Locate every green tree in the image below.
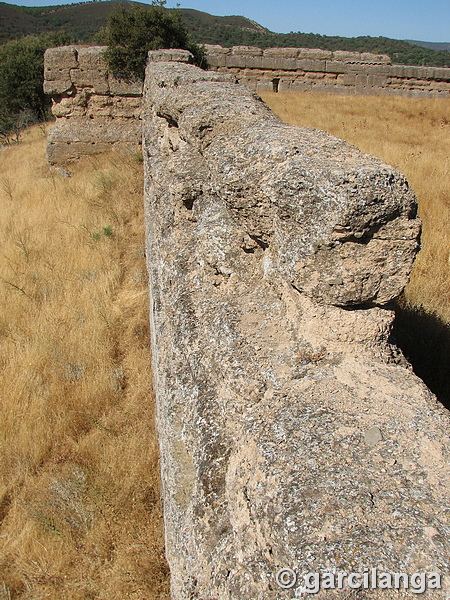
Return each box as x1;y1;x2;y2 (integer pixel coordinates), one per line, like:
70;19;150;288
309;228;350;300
0;31;71;142
101;1;205;81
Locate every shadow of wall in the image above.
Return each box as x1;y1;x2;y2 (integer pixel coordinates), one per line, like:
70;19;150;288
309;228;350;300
394;301;450;410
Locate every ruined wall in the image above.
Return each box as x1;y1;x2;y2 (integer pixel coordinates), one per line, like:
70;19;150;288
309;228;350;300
44;46;142;163
143;51;450;600
205;45;450;97
44;45;450;163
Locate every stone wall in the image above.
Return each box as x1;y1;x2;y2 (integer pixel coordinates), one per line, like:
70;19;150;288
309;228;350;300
44;45;143;164
205;45;450;97
143;51;450;600
44;45;450;162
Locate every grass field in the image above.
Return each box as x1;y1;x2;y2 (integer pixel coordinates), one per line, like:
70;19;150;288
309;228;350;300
0;127;169;600
261;92;450;322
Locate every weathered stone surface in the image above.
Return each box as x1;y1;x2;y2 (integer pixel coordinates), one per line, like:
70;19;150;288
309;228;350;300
143;57;450;600
434;68;450;81
111;96;142;119
298;47;333;60
204;44;231;55
361;52;392;64
254;80;276;92
45;44;450;163
203;46;448;97
77;45;107;70
244;56;264;69
107;75;143;96
147;48;194;63
206;54;227;68
326;60;349;74
71;68;109;94
43;78;74;95
333;50;363;63
44;66;72;82
264;47;301;58
365;64;390;76
50;95;78;118
44;45;78;70
47;119;141;163
226;54;249;69
296;58;326;72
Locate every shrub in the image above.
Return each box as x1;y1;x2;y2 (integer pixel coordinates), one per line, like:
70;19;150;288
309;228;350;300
0;32;71;142
0;108;37;144
101;1;205;81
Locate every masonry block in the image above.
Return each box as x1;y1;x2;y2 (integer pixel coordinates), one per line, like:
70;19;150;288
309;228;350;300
326;60;349;74
298;48;333;60
231;45;263;56
264;47;300;58
296;58;327;72
44;46;78;70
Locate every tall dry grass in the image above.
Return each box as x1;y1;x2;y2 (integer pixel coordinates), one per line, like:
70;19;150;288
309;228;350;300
0;126;169;600
260;92;450;323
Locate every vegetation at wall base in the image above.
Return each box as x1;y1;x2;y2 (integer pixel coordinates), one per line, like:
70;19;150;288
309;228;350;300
98;1;205;81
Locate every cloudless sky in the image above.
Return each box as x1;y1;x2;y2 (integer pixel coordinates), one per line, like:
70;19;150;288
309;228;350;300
10;0;450;42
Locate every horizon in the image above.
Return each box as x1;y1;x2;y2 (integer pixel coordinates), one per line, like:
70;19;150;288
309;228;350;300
5;0;450;44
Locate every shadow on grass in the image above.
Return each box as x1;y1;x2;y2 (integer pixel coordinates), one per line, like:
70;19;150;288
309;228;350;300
393;301;450;411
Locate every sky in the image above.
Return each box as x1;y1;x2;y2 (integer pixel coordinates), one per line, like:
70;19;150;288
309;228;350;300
10;0;450;43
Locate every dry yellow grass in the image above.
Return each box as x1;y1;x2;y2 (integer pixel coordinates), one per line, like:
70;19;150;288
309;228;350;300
0;126;169;600
260;92;450;323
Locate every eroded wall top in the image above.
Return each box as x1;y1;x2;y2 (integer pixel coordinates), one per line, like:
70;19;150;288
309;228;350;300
204;44;450;96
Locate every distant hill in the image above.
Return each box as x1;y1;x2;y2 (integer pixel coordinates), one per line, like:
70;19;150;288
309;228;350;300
0;1;135;42
406;39;450;52
0;2;48;39
1;1;449;67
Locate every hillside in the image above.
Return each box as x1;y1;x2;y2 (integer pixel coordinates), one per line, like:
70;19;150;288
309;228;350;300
0;2;48;39
1;1;269;44
2;0;134;42
407;39;450;52
1;0;449;67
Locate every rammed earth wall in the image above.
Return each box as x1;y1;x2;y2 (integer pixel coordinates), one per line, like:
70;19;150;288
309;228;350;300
44;45;143;164
44;45;450;163
204;45;450;96
142;51;450;600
